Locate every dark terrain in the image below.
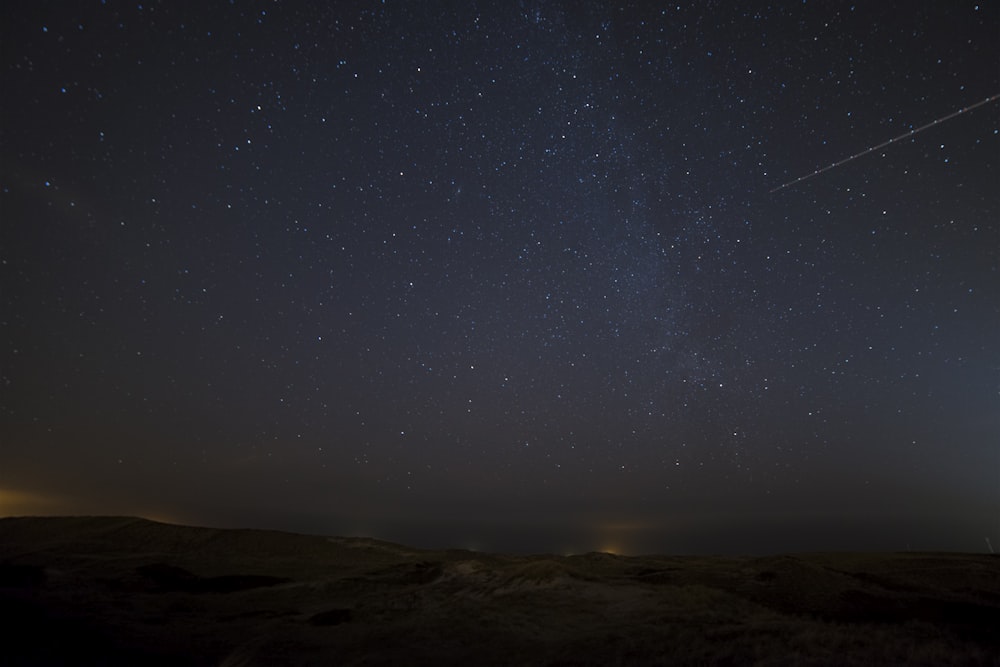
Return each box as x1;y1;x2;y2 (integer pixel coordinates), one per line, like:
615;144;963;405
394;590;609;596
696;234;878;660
1;516;998;666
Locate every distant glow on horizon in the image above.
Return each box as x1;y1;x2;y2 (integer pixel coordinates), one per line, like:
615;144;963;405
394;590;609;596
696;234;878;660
0;488;191;528
0;488;64;516
590;519;649;556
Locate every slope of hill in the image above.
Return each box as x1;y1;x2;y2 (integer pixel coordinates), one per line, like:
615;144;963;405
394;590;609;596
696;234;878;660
2;516;998;666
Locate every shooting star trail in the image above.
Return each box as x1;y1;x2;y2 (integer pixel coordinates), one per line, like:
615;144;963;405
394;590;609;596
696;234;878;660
771;93;1000;193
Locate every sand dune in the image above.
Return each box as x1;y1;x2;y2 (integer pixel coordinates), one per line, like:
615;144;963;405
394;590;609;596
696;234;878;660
2;516;998;666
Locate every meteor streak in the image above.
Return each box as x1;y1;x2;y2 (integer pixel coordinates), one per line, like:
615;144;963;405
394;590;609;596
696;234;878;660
771;93;1000;193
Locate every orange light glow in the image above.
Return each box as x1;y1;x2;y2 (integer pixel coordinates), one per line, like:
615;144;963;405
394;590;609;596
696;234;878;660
0;488;65;516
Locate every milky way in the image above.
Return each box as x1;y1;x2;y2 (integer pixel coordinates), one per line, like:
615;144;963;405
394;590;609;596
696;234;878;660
2;2;998;554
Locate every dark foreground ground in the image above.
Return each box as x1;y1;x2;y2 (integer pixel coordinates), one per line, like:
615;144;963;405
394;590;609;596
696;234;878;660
1;516;998;666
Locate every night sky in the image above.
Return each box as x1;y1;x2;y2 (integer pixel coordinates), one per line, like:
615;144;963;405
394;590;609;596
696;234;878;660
2;1;998;555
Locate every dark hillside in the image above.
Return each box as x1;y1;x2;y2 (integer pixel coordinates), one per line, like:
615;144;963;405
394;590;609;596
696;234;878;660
2;516;998;666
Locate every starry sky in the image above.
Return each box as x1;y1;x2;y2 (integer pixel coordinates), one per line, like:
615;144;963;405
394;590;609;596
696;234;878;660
2;1;998;555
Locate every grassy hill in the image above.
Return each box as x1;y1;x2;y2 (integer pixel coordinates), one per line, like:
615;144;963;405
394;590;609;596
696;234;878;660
2;516;998;666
